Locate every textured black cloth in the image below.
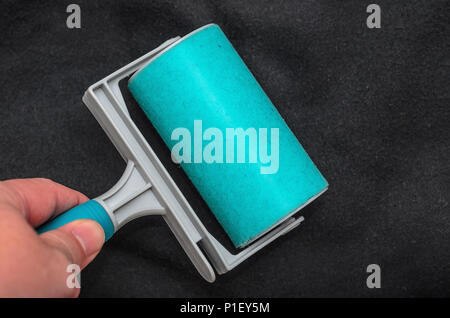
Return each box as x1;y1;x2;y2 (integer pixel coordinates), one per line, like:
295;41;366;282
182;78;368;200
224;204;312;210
1;0;449;297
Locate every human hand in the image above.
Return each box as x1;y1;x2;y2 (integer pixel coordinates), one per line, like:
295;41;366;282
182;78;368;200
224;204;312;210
0;178;105;297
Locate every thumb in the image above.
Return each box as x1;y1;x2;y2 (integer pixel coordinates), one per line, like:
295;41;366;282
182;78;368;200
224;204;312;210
40;219;105;270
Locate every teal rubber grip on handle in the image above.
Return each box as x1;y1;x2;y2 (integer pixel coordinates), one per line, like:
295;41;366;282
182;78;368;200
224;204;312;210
37;200;115;241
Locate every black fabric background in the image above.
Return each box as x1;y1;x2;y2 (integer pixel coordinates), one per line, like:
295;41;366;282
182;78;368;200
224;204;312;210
1;0;449;297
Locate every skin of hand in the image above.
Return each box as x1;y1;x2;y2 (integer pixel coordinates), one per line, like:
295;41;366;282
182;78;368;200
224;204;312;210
0;178;105;297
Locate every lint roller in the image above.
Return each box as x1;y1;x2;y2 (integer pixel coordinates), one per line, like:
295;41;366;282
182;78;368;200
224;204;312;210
38;24;328;282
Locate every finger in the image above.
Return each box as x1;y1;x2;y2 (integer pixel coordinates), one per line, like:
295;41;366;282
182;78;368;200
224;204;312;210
0;212;87;297
39;219;105;270
0;211;104;297
0;178;89;227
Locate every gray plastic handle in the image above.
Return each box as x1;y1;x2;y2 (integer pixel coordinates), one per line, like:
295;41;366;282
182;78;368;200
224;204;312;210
81;30;326;282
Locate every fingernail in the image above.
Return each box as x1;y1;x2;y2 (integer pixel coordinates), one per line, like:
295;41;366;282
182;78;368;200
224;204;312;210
72;221;105;256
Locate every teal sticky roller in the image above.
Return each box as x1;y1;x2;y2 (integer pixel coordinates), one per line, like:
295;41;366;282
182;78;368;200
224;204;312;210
38;24;328;282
